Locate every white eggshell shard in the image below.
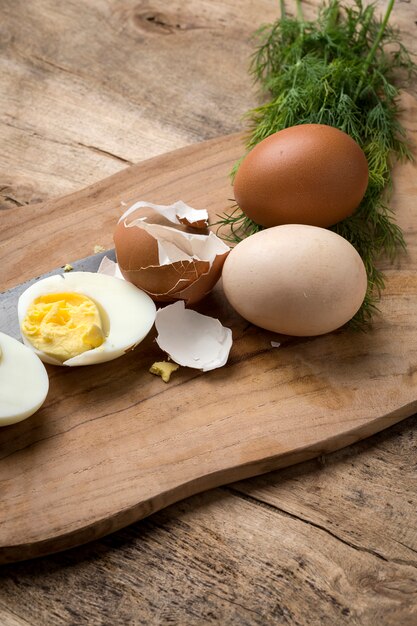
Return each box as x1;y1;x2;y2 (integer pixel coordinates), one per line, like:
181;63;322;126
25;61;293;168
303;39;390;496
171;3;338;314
97;255;124;280
17;272;156;366
155;302;233;372
137;221;228;266
118;200;209;230
0;332;49;426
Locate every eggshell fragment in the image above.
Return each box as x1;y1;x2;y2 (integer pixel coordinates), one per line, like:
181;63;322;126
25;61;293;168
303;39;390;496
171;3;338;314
234;124;369;228
114;201;230;305
97;255;124;279
155;302;233;372
118;200;209;230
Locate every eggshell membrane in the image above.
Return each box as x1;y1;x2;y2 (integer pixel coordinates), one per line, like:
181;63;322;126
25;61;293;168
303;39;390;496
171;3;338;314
119;200;209;230
114;220;229;305
222;224;368;336
234;124;369;228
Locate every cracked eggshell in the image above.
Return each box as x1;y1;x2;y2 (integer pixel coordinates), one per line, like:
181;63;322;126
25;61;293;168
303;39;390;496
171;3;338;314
118;200;209;230
155;301;233;372
114;201;230;305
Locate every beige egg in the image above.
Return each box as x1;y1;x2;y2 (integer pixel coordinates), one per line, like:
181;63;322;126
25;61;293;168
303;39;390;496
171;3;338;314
222;224;368;336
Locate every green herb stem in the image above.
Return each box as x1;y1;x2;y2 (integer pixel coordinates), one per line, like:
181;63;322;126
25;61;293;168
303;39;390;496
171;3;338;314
295;0;304;22
354;0;396;100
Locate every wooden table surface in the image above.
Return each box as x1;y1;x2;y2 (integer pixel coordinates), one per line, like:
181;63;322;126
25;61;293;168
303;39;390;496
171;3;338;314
1;1;416;624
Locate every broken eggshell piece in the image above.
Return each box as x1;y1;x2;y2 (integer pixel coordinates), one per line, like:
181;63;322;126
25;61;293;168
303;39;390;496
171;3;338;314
97;255;124;279
114;201;230;305
155;301;233;372
118;200;210;231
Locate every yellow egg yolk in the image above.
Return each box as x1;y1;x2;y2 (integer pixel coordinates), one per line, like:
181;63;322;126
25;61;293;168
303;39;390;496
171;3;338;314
21;292;105;362
149;360;179;382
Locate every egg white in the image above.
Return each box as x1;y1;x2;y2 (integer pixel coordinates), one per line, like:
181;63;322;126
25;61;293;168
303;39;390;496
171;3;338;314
18;272;157;366
0;331;49;426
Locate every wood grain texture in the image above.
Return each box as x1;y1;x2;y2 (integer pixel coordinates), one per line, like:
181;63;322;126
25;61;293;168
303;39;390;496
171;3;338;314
0;419;416;625
0;0;416;623
0;0;274;205
1;106;417;562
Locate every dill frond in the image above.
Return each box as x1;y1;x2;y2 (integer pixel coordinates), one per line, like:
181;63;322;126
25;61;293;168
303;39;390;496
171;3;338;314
213;204;264;243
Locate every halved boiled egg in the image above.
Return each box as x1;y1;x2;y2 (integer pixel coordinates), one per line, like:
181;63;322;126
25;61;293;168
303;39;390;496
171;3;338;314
18;272;156;366
0;331;49;426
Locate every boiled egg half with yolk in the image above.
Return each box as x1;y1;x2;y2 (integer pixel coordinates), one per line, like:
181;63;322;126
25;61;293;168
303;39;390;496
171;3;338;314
0;331;49;426
18;272;156;366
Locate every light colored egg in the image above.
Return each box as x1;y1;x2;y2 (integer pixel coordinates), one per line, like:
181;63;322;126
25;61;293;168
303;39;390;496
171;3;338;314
18;272;156;366
234;124;369;228
0;331;49;426
222;224;368;336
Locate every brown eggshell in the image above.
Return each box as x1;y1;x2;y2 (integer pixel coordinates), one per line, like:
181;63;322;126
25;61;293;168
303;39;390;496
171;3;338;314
114;221;229;305
174;252;228;304
177;216;209;231
118;261;209;302
114;221;159;268
233;124;369;228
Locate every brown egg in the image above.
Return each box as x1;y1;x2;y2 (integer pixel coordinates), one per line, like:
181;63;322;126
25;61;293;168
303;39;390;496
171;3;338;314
233;124;369;228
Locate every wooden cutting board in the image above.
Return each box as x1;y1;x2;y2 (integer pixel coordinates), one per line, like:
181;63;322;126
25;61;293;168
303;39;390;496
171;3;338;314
1;97;417;563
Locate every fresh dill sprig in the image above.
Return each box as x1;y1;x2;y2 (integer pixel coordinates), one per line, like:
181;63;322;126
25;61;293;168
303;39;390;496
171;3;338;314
216;0;416;327
216;203;263;243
